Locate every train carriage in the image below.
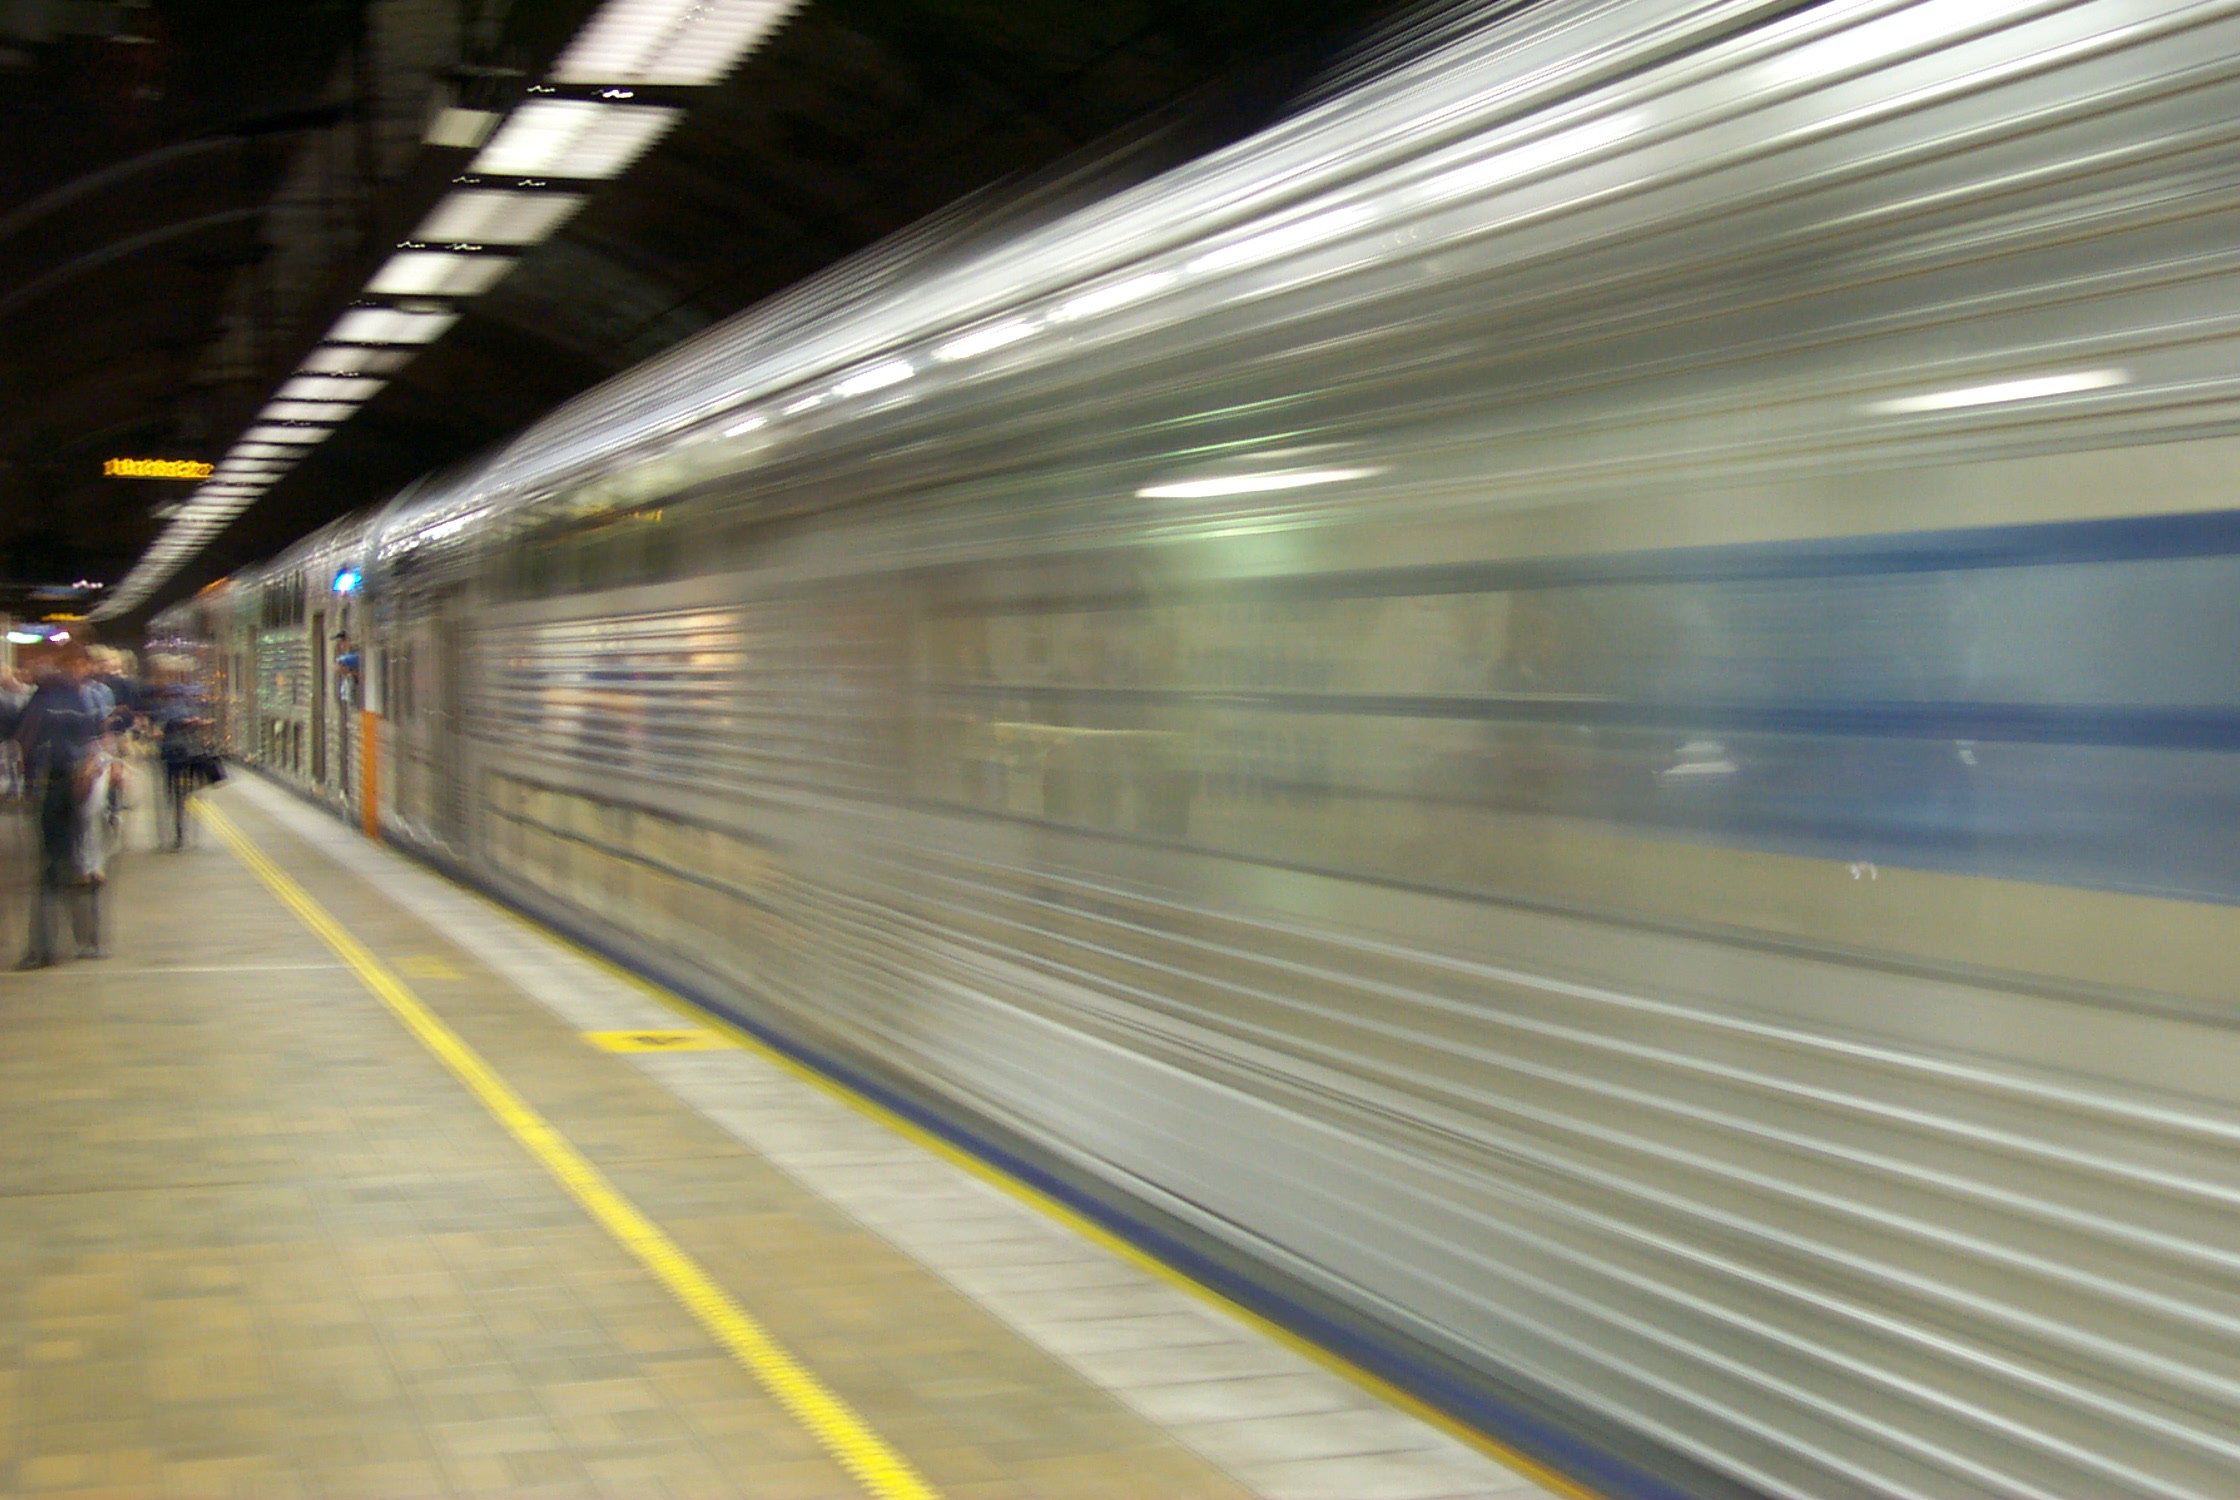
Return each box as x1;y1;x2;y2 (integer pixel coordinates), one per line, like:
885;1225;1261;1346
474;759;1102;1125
159;3;2240;1496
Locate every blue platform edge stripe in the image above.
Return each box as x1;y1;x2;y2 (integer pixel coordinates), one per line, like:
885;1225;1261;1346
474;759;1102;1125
449;857;1726;1500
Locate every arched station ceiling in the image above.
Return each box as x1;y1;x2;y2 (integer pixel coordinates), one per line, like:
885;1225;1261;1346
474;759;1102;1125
0;0;1417;629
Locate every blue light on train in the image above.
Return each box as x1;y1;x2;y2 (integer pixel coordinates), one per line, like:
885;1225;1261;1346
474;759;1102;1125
332;567;362;595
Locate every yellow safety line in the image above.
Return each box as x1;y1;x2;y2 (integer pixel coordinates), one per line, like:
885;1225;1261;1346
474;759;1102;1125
196;800;940;1500
443;854;1603;1500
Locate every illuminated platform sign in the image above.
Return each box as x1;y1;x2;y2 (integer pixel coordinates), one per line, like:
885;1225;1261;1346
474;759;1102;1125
104;458;214;479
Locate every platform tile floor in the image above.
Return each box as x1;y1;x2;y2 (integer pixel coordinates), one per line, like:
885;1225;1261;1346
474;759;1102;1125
0;773;1559;1500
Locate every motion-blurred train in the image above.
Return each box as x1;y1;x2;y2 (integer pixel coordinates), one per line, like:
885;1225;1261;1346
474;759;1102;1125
155;2;2240;1496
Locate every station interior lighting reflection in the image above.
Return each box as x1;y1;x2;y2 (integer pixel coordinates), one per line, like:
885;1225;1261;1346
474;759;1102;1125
97;0;806;619
1137;467;1387;499
1870;368;2130;414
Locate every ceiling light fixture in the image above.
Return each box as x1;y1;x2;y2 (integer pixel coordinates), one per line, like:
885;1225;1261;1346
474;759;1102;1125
298;346;414;375
326;307;460;345
552;0;804;86
412;189;587;245
261;401;358;423
278;376;386;402
100;0;762;621
367;251;517;297
470;99;680;179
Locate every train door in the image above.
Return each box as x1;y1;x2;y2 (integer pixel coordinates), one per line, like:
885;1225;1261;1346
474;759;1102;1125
310;612;328;786
432;589;469;845
336;618;352;802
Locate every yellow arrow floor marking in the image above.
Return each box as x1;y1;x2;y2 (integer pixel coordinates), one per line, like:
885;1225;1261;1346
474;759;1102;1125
198;800;939;1500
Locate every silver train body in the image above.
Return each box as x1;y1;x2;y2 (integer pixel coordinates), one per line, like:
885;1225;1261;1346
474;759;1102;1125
161;2;2240;1494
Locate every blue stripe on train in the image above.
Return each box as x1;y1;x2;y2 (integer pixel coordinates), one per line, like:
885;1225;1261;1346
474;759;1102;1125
1305;506;2240;596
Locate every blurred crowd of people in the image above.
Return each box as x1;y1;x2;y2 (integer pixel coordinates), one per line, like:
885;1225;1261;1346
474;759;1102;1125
0;643;219;968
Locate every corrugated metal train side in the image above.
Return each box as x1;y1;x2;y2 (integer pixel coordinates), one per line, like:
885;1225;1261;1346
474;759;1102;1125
157;4;2240;1496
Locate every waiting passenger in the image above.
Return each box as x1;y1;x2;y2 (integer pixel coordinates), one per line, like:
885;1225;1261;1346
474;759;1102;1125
0;667;27;800
15;649;108;966
88;646;141;851
156;685;217;851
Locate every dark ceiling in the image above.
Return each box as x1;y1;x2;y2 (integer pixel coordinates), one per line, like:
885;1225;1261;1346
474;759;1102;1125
0;0;1416;630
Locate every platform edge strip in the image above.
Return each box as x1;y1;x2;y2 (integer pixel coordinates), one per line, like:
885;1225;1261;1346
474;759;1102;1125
425;832;1615;1500
195;798;944;1500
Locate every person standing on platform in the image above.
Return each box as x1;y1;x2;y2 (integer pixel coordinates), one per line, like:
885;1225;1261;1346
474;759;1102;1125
156;683;214;851
0;666;27;800
87;647;139;851
15;648;106;966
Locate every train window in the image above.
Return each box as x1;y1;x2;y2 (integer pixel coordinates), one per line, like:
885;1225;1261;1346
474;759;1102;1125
641;520;675;582
572;534;611;592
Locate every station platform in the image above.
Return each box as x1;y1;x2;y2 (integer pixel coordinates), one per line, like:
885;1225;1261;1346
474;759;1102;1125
0;773;1568;1500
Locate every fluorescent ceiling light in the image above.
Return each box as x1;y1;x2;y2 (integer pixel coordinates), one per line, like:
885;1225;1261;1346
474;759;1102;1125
234;443;301;458
413;189;587;246
1187;205;1373;275
279;376;385;402
328;308;459;345
1869;368;2128;414
262;401;357;423
552;0;804;86
242;426;328;445
1138;466;1386;500
367;251;516;297
1050;271;1175;323
300;346;413;375
722;414;766;436
471;100;680;179
833;359;914;397
935;319;1036;362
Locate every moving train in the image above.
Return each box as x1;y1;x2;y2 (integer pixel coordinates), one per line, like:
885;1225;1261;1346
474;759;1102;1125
156;2;2240;1495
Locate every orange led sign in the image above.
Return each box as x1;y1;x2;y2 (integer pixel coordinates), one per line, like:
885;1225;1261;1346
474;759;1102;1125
104;458;214;479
